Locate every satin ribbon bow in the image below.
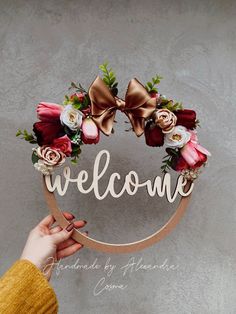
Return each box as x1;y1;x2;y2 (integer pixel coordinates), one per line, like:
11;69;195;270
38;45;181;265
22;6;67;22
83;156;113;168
88;76;156;136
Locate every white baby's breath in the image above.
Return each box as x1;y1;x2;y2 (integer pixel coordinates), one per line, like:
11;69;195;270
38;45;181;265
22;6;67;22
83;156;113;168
34;160;54;175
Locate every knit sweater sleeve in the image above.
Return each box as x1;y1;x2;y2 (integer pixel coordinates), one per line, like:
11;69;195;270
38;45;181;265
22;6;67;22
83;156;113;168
0;260;58;314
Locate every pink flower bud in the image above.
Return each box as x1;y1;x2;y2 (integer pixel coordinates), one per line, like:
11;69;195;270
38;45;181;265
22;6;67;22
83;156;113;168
81;117;100;144
36;102;63;122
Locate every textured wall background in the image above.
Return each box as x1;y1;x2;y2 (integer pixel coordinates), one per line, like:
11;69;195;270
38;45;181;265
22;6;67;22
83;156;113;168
0;1;236;313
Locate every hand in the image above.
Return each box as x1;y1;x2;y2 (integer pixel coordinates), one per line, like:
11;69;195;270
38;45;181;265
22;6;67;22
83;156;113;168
20;212;88;280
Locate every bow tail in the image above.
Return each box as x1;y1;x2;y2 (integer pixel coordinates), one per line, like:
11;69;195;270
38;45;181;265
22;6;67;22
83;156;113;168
125;112;145;137
92;109;116;136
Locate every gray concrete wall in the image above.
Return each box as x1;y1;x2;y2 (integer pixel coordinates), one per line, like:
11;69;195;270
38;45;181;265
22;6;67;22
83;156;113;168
0;1;235;313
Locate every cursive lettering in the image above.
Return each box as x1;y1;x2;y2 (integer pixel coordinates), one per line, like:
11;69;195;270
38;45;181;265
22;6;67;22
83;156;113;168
45;150;194;203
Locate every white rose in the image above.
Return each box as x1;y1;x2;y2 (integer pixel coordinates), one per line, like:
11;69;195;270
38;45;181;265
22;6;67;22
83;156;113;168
60;104;83;131
164;126;191;148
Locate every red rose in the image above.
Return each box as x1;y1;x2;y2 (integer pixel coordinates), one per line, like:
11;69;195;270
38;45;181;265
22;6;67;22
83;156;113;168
36;102;63;122
51;135;72;156
170;155;189;172
174;109;197;129
144;121;164;147
33;121;64;146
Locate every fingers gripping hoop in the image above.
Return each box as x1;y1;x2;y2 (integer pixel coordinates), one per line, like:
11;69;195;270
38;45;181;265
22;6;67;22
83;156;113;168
43;176;192;254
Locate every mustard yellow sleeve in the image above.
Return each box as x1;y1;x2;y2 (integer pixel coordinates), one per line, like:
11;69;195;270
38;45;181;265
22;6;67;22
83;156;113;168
0;260;58;314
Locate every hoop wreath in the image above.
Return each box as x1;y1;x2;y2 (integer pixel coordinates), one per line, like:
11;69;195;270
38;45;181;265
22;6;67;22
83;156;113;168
17;63;211;253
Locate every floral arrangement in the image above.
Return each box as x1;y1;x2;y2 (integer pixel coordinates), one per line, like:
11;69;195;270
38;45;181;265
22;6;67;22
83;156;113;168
16;62;211;180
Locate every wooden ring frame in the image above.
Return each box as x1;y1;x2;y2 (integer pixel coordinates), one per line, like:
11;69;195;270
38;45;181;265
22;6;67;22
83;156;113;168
43;176;192;253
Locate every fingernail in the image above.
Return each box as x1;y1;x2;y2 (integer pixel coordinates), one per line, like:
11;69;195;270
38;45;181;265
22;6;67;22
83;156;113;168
63;212;75;219
66;223;74;232
83;220;87;224
84;230;89;235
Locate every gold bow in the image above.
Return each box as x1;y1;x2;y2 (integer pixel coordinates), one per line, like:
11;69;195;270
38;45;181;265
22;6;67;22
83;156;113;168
88;76;156;136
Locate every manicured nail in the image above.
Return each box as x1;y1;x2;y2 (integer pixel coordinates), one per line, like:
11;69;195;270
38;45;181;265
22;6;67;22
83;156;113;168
63;213;75;219
83;220;87;224
66;223;74;232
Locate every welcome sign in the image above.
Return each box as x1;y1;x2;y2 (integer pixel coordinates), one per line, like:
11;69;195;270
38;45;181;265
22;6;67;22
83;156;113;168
42;149;194;253
45;150;193;202
17;63;210;253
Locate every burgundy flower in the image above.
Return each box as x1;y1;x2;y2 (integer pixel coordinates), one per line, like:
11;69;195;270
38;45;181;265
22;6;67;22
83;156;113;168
144;121;164;147
170;155;189;172
33;121;64;146
174;109;197;129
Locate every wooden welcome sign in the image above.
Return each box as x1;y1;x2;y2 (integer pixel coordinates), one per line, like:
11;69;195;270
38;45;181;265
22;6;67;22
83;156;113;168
43;150;193;253
16;63;210;253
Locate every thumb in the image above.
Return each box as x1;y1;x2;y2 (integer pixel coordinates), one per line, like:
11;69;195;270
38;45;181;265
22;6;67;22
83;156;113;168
50;223;74;245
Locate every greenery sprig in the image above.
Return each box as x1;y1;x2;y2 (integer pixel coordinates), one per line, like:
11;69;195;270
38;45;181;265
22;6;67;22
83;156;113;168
16;129;37;144
160;99;183;112
161;148;179;173
71;145;82;164
145;75;163;94
69;82;87;94
63;82;90;110
99;62;118;96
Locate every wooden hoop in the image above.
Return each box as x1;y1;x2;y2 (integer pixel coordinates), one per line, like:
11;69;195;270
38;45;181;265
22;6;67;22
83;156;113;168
43;176;192;253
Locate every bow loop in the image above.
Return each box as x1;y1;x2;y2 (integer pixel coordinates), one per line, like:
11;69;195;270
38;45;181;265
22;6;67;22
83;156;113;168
124;78;157;136
89;76;117;135
89;76;156;136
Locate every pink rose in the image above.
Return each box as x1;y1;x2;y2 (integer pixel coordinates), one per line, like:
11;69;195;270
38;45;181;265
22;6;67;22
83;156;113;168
34;146;66;167
37;102;63;122
181;131;211;168
81;117;100;144
153;108;177;133
51;135;72;156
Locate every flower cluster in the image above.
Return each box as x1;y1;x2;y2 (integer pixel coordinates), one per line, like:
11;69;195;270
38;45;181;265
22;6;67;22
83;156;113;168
17;63;210;180
144;86;211;180
17;89;100;175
